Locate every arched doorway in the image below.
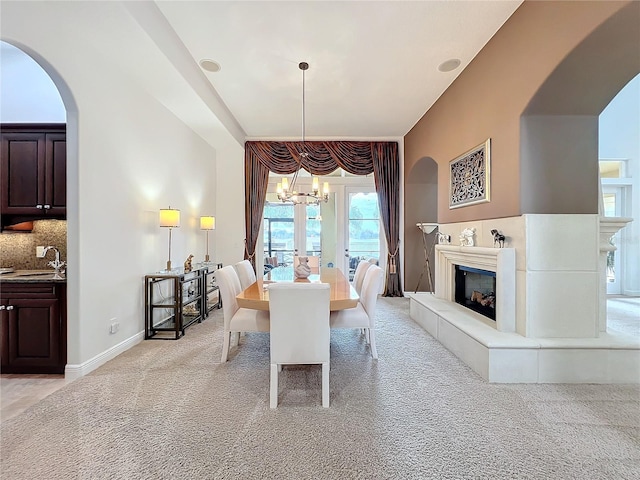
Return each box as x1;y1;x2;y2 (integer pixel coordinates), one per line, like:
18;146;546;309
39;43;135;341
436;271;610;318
599;74;639;299
404;157;437;292
519;4;639;335
1;40;80;371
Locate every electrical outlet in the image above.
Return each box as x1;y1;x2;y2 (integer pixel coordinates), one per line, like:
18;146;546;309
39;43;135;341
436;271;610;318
36;246;45;258
109;320;119;334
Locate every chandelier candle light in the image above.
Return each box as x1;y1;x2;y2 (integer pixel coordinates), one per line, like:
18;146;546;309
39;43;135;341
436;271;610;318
200;215;215;262
159;207;180;271
276;62;329;205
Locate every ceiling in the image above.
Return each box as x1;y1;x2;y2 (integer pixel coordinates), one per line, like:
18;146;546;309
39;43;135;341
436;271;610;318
140;1;522;143
1;1;523;147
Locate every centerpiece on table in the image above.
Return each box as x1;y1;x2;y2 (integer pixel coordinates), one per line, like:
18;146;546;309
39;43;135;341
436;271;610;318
294;257;311;279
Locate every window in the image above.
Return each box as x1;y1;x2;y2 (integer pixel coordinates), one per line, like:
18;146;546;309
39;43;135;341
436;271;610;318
347;191;381;280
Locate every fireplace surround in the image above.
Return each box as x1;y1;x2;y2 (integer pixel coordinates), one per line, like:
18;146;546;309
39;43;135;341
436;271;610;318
408;214;639;384
435;244;515;332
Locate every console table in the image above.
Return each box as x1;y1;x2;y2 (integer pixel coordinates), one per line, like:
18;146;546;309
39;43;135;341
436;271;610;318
144;265;215;340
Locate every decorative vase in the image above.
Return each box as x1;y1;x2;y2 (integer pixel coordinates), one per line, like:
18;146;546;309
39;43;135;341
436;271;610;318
294;257;312;279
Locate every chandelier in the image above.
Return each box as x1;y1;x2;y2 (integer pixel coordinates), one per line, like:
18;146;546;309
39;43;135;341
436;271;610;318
276;61;329;205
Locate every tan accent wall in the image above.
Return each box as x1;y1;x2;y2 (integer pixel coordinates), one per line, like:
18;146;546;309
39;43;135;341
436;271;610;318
404;0;632;224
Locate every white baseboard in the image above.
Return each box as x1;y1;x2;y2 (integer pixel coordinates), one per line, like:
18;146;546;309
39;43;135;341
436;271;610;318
65;331;145;380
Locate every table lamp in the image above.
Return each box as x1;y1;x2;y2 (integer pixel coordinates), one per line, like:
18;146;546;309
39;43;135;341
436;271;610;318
160;207;180;270
200;215;215;262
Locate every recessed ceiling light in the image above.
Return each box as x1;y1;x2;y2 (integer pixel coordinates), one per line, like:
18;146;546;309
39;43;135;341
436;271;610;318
199;59;221;73
438;59;461;73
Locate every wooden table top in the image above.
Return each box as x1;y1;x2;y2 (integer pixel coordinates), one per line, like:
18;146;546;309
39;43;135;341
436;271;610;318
236;267;359;311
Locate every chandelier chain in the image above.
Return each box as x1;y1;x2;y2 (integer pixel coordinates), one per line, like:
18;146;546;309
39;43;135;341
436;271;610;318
276;61;329;206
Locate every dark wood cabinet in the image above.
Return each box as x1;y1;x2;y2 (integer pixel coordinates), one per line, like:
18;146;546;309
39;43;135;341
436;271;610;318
0;124;66;226
45;132;67;215
0;282;67;374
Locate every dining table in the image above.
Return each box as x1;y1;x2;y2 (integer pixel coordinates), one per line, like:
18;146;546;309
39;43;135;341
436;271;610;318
236;266;359;312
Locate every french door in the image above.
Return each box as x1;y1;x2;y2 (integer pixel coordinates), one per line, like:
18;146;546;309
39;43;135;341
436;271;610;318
340;187;385;281
261;180;385;281
262;193;322;267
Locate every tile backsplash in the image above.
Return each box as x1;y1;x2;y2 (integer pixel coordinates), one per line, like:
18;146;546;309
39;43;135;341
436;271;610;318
0;219;67;269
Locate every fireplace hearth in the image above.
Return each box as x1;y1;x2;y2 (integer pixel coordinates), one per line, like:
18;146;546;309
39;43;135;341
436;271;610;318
411;216;639;384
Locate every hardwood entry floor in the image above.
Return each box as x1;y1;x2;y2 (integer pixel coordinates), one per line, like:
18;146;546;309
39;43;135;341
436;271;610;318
1;374;69;422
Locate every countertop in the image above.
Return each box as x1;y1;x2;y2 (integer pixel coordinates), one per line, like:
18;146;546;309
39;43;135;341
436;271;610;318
0;270;66;283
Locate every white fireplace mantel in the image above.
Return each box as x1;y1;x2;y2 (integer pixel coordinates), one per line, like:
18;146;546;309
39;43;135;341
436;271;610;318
435;245;516;333
410;215;639;384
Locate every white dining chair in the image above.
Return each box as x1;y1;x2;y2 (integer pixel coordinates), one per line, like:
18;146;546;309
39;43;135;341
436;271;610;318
352;259;372;296
352;259;372;335
216;265;269;363
330;265;384;359
364;258;385;294
268;282;331;408
234;259;257;290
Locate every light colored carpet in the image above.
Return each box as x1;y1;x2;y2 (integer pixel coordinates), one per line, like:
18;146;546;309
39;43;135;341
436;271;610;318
1;298;639;479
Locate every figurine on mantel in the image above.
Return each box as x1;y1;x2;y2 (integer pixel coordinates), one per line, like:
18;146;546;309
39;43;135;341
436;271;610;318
437;232;451;245
459;228;476;247
491;229;506;248
294;256;311;279
184;254;194;273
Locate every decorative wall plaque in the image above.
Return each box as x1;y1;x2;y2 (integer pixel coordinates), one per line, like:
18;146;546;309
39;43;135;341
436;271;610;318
449;139;491;209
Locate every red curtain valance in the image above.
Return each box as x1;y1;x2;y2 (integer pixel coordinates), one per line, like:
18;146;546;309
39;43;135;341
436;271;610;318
244;140;403;296
245;141;382;176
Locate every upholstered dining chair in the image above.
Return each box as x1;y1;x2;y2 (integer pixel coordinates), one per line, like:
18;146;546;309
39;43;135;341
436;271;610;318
268;282;331;408
352;259;372;296
234;259;257;291
216;265;269;363
330;265;384;359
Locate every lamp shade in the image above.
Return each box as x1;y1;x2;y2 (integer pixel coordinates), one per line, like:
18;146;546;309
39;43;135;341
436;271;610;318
159;208;180;228
200;216;215;230
416;223;438;234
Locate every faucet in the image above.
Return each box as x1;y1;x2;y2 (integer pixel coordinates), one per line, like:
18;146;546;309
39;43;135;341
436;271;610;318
43;246;66;279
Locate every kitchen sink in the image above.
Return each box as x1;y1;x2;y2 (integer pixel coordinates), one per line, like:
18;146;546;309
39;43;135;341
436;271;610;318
13;270;56;277
0;269;59;279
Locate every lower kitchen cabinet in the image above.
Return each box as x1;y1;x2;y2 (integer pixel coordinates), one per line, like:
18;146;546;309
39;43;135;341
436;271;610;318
0;282;67;374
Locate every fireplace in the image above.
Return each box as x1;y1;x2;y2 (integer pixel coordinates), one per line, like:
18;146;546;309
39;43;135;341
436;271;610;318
411;216;640;384
454;265;496;320
435;245;516;332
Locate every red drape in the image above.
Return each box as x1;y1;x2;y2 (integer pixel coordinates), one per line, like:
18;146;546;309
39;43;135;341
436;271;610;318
244;141;402;296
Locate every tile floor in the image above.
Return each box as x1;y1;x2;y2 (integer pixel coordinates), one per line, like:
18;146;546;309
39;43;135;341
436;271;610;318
607;295;640;337
1;296;638;424
1;374;69;422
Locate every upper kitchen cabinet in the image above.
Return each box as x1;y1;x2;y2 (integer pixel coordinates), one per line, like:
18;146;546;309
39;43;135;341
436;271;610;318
0;124;66;225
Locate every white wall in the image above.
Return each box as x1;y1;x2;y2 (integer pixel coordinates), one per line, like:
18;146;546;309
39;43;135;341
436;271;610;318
214;141;246;267
599;74;640;295
1;1;243;370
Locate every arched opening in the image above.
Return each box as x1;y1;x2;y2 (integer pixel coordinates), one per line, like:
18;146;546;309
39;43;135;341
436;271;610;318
404;156;437;292
599;74;640;331
520;2;639;335
520;3;639;215
0;39;80;370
